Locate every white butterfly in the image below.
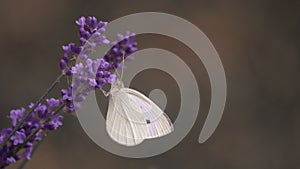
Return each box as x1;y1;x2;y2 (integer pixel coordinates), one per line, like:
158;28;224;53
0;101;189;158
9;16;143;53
103;78;174;146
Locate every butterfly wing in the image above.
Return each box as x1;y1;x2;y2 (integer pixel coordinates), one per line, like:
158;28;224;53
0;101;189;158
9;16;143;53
121;88;174;139
106;90;148;146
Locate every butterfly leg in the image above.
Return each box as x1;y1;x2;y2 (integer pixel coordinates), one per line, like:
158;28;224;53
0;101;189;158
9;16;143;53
102;90;111;97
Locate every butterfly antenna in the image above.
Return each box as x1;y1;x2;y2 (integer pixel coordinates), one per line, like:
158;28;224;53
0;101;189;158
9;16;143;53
120;53;125;80
113;65;121;79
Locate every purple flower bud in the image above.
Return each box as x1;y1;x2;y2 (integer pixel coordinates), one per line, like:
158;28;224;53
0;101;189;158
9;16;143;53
107;74;116;83
97;78;106;86
79;37;86;45
68;43;76;52
96;71;104;78
79;27;91;39
62;54;69;62
59;59;67;70
99;59;110;69
65;70;73;76
87;16;97;29
102;38;110;44
103;71;111;78
6;157;16;165
75;16;86;27
73;46;83;54
98;21;107;28
61;88;68;96
28;103;34;109
35;104;48;119
62;45;70;53
46;98;60;107
62;95;72;101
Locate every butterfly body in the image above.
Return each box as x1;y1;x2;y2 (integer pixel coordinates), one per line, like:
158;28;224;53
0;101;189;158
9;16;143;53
106;79;174;146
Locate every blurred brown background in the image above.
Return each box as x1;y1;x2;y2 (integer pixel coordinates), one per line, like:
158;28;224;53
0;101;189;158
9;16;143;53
0;0;299;169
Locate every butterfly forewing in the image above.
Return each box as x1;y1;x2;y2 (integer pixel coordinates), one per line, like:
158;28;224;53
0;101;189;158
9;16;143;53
105;79;174;146
106;89;148;146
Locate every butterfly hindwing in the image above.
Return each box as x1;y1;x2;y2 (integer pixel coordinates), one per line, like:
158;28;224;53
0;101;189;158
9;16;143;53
121;88;174;139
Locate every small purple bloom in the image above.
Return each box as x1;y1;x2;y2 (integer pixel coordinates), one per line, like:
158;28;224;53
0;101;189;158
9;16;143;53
89;78;97;87
28;102;34;109
0;128;11;144
9;108;26;126
61;87;76;113
17;145;33;160
46;98;60;108
24;146;33;160
6;157;16;165
45;115;63;130
10;130;26;145
25;115;40;129
35;104;48;119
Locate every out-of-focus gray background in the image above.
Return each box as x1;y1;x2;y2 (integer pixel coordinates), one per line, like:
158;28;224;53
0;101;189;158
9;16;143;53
0;0;299;169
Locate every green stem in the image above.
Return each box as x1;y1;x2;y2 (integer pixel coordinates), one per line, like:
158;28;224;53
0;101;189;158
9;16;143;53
0;73;64;151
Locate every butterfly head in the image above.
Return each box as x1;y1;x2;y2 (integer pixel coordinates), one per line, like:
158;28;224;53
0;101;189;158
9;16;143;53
110;78;124;92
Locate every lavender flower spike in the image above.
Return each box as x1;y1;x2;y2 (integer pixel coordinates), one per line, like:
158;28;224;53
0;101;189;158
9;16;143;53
0;15;138;169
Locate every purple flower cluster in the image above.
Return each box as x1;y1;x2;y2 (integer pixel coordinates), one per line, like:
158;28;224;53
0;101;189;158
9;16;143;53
0;16;138;168
61;58;116;113
104;32;138;69
0;98;62;168
60;16;112;113
59;16;109;76
60;17;137;113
